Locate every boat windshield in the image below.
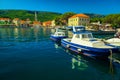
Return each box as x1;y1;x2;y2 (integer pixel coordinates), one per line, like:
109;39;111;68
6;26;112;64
57;33;65;36
82;34;93;38
73;26;85;32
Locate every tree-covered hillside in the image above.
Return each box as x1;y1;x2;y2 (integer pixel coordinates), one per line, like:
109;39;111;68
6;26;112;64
0;10;62;22
84;13;105;22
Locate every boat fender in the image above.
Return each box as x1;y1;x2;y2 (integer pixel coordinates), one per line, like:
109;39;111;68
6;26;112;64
66;44;70;48
77;48;81;52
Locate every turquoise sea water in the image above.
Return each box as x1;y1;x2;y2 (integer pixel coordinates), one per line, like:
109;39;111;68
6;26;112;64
0;27;120;80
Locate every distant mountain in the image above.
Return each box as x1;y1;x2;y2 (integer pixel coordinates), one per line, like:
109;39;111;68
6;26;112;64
0;10;62;22
84;13;105;18
0;10;106;22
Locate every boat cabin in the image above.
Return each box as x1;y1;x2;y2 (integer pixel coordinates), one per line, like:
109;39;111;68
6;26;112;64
54;32;66;36
73;26;85;32
71;32;94;42
71;26;95;42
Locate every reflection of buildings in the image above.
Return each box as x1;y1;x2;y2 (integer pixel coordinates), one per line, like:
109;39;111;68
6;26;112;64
14;28;19;38
43;27;51;36
33;26;40;41
72;55;88;70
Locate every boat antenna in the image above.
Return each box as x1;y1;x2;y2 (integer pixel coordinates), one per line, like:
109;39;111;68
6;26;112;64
73;26;76;32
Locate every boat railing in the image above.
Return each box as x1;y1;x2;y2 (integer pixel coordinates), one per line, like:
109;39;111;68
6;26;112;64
73;26;85;32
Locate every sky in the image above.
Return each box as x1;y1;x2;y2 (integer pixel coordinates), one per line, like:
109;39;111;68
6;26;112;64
0;0;120;14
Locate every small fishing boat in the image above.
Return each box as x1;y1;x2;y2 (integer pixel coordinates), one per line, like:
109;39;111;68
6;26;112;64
50;28;67;42
105;31;120;52
61;26;117;59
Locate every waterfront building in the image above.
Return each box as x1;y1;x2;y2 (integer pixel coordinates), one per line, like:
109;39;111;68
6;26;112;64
20;20;25;24
12;18;20;26
33;21;41;26
26;18;31;24
43;21;52;27
0;18;11;24
68;14;90;26
51;20;56;27
20;20;26;27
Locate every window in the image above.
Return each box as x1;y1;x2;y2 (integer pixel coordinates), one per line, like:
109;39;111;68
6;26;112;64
88;34;93;38
75;34;79;38
82;34;88;38
82;34;93;38
58;33;63;36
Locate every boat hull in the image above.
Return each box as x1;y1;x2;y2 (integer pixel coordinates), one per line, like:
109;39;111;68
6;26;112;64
105;38;120;52
50;35;67;42
61;39;116;59
106;44;120;52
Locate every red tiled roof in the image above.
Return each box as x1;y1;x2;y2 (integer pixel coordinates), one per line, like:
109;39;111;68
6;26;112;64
0;18;10;20
20;20;25;24
43;21;51;24
43;21;52;26
33;21;40;24
13;18;19;20
69;14;89;18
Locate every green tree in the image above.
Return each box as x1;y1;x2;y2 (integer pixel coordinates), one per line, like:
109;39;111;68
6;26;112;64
61;12;76;25
54;12;76;26
54;16;63;26
103;14;120;28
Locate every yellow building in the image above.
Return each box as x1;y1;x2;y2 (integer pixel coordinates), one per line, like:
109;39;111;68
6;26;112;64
43;21;52;27
51;20;56;27
68;14;90;26
12;18;20;26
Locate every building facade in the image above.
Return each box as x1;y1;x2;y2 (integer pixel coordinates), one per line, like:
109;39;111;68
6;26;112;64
51;20;56;27
68;14;90;26
0;18;10;24
12;18;20;26
43;21;52;27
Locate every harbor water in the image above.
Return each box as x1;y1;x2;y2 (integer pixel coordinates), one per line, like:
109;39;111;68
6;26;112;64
0;27;120;80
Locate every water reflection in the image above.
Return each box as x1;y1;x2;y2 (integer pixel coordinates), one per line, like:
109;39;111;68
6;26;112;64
72;55;88;70
14;28;19;39
0;27;51;42
33;26;40;42
54;43;59;49
0;27;120;80
65;49;118;75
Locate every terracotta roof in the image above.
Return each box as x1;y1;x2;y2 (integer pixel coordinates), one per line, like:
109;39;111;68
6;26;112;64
33;21;40;24
20;20;25;24
69;14;89;18
13;18;19;20
43;21;51;24
0;18;10;20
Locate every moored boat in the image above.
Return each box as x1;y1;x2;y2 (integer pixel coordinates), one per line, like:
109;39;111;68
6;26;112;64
105;31;120;52
50;28;67;42
61;26;117;59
